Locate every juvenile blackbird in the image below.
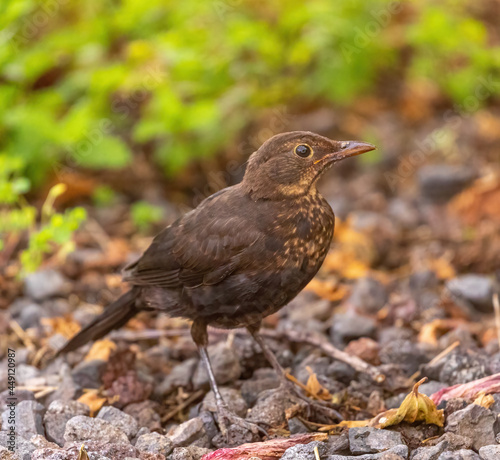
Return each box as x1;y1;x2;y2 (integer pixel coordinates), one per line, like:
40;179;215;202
58;131;375;438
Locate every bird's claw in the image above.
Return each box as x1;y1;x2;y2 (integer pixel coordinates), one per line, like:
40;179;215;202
217;404;268;440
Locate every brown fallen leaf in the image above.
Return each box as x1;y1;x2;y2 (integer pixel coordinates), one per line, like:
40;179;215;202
201;433;328;460
370;378;444;428
431;372;500;406
84;339;117;362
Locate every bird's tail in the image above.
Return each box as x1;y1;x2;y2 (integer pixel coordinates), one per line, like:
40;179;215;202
56;288;139;355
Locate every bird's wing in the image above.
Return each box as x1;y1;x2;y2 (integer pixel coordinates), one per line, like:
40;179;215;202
123;188;262;289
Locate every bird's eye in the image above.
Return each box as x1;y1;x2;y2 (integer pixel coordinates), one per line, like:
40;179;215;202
294;144;312;158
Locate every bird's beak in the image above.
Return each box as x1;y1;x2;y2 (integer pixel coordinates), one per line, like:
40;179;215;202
333;141;376;161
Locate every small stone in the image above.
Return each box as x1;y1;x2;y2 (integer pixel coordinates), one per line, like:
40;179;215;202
1;400;45;439
418;165;475;204
169;446;212;460
330;312;377;346
71;359;107;389
97;406;139;440
445;404;495;450
348;277;388;314
446;275;496;313
167;417;210;449
30;435;60;450
349;427;404;455
327;444;408;459
240;368;280;406
379;340;430;376
0;389;35;407
44;399;90;446
15;364;41;385
135;432;173;457
124;400;162;432
280;441;327;460
201;387;248;418
437;450;480;460
439;352;489;385
287;417;309;434
155;358;197;397
32;448;73;460
192;343;241;390
63;415;129;444
24;269;69;300
479;445;500;460
0;432;36;460
247;387;304;427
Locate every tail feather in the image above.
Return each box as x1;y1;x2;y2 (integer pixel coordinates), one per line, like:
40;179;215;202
56;288;139;355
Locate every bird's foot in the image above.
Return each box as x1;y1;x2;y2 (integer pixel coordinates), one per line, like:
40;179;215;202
278;379;343;424
213;404;267;447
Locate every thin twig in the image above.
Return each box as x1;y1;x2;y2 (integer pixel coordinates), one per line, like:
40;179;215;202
161;389;205;423
9;320;36;352
264;329;385;383
111;327;384;382
314;445;321;460
407;340;460;384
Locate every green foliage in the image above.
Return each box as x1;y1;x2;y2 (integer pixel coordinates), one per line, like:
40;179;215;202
1;0;497;188
131;201;164;233
0;157;86;275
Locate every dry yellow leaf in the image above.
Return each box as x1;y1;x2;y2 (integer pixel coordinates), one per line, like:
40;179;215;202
427;258;456;280
304;278;348;301
77;390;108;416
41;316;81;339
318;419;370;433
84;339;117;362
322;219;375;279
304;366;332;401
371;378;444;428
286;368;332;402
473;393;495;409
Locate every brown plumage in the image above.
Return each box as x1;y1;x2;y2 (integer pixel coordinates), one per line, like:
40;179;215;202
58;131;375;440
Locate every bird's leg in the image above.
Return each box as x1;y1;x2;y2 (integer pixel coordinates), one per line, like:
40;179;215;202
191;320;265;440
247;323;342;422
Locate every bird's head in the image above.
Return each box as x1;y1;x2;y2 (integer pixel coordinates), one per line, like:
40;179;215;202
242;131;376;200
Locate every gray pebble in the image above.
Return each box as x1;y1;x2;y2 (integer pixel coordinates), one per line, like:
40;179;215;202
63;415;129;444
97;406;139;440
349;427;404;455
44;399;89;446
135;431;173;457
24;269;69;300
445;405;495;450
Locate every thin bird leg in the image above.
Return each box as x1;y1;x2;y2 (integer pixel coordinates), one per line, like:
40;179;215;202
247;322;288;383
197;345;226;410
191;320;266;439
247;323;342;422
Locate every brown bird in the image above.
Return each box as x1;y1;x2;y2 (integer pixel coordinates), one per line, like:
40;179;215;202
58;131;375;438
